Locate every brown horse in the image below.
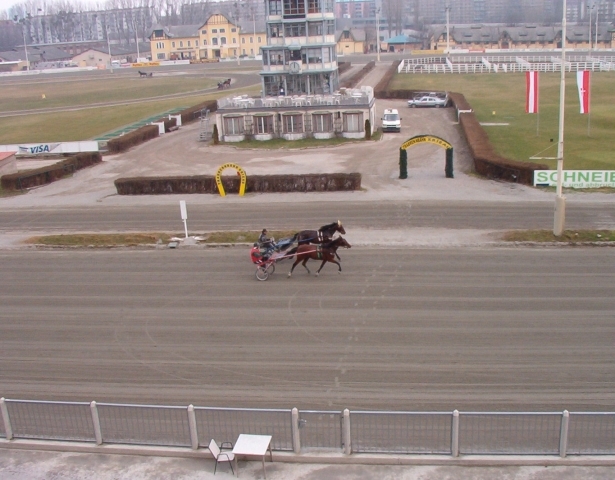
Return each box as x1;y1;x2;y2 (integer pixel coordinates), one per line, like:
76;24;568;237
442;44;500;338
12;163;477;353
296;220;346;261
287;236;351;277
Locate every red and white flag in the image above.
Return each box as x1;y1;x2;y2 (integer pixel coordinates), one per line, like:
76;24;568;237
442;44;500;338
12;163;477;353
577;70;590;114
525;71;538;114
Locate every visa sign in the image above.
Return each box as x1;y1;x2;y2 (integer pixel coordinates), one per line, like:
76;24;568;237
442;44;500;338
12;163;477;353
18;143;60;155
534;170;615;188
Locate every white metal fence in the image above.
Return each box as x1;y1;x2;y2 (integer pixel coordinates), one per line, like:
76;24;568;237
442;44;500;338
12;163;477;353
2;398;615;456
398;55;615;74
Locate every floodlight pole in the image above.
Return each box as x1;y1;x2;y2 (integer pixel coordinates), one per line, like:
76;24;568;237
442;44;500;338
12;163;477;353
106;24;113;73
21;19;30;71
553;0;567;236
376;7;380;61
587;4;593;53
445;4;451;55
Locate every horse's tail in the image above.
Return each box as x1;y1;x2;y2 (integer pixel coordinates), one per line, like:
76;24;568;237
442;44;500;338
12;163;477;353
290;233;298;242
286;246;298;257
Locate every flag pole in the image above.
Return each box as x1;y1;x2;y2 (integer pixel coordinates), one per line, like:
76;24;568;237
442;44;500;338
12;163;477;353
587;71;591;137
553;0;567;236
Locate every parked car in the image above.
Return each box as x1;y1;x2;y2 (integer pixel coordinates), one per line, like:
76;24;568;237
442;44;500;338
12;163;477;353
407;93;449;108
381;108;401;132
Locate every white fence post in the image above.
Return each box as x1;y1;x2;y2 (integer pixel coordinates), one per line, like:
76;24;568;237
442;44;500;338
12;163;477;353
0;397;13;440
89;401;102;445
451;410;460;457
188;404;199;450
559;410;570;458
291;407;301;453
343;409;351;455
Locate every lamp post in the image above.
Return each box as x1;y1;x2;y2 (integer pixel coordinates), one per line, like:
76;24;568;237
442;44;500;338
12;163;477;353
107;24;113;72
445;3;451;55
595;1;600;50
553;0;567;236
376;7;380;61
587;3;594;52
14;16;30;71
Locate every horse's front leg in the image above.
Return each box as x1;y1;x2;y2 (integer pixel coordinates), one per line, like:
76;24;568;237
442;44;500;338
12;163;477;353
315;259;328;277
318;259;341;275
288;259;300;277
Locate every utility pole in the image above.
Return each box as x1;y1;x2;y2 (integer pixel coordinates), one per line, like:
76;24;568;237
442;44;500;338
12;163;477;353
553;0;567;236
376;7;380;61
445;3;451;55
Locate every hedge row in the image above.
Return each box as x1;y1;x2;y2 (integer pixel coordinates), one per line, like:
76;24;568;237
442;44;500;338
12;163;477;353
338;61;352;75
114;173;362;195
178;99;218;125
107;124;159;154
105;100;218;155
0;152;102;191
340;61;375;89
373;62;547;185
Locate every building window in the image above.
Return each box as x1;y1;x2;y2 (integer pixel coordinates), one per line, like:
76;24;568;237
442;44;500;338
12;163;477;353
221;37;227;45
250;37;254;43
231;28;236;32
312;113;332;132
308;0;321;13
204;39;208;45
283;114;304;133
285;23;306;37
220;28;225;33
224;116;244;135
233;38;237;43
250;48;254;55
325;20;335;35
258;36;262;42
243;49;246;54
157;53;166;59
156;42;164;49
343;112;363;132
180;41;183;47
307;48;321;63
172;41;176;47
269;24;282;38
196;40;199;46
269;0;282;15
202;30;207;34
187;41;191;46
212;38;218;45
242;37;245;44
212;29;218;33
255;115;274;134
284;0;305;16
308;22;323;36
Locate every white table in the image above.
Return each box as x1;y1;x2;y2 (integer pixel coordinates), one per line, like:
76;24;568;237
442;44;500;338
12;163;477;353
232;434;273;478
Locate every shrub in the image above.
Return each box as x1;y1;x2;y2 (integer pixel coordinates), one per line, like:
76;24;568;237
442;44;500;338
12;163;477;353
340;61;375;89
213;124;219;145
0;152;102;190
365;119;371;140
374;60;401;98
178;100;218;125
107;125;159;154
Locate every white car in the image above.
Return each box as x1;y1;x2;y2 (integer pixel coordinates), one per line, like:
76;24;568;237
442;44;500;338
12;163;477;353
407;94;449;108
381;109;401;132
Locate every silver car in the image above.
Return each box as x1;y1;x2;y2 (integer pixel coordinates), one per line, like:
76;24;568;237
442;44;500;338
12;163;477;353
407;94;449;108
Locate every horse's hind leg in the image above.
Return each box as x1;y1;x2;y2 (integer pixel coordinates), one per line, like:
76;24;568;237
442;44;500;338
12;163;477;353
302;258;311;275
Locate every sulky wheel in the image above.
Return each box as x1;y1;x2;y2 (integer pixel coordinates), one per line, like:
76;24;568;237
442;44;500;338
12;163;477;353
266;263;275;276
255;266;270;281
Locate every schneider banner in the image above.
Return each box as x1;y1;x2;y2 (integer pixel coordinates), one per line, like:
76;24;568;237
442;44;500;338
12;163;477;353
534;170;615;188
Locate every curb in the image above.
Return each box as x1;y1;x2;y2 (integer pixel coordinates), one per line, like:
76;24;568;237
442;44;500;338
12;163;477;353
2;439;615;467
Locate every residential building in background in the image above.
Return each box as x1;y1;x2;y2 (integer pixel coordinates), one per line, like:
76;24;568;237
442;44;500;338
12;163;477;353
149;13;266;61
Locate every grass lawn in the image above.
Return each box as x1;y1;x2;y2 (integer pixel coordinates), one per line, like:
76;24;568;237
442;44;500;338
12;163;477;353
390;72;615;170
0;69;259;143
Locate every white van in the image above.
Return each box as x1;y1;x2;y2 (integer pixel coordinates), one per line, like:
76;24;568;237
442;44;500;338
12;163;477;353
382;108;401;133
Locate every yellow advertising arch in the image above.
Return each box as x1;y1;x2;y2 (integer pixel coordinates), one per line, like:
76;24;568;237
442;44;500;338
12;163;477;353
399;135;454;179
215;163;247;197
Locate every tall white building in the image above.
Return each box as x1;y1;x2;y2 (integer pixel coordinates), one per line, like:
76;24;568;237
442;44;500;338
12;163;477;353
260;0;339;96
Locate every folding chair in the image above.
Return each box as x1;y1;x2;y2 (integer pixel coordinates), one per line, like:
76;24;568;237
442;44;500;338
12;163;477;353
208;439;235;475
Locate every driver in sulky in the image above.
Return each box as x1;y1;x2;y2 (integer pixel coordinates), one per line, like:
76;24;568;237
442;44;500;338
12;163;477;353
258;229;275;259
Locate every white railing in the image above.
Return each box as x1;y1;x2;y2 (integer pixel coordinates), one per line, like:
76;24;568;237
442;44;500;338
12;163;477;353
398;55;615;74
2;398;615;456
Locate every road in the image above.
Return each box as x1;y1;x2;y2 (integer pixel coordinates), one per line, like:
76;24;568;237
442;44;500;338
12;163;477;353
1;247;614;412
